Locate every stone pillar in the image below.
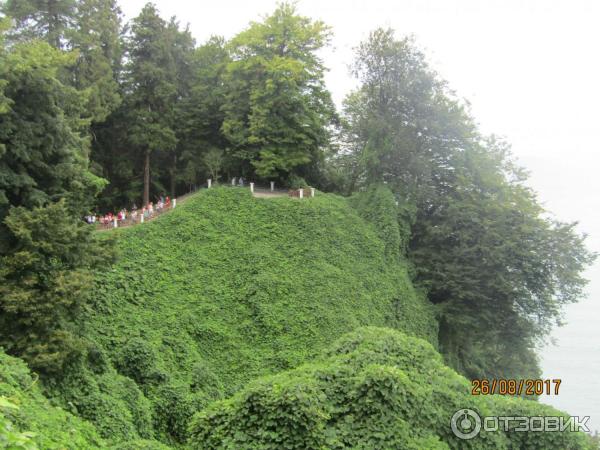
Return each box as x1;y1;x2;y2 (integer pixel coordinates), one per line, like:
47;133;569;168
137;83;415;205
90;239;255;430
208;179;212;188
173;198;177;208
140;214;144;223
231;177;236;186
310;187;315;197
299;188;304;199
270;181;275;191
250;182;254;193
113;218;118;228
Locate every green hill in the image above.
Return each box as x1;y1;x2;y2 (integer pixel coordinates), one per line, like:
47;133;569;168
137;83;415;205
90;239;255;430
51;186;437;444
2;187;593;449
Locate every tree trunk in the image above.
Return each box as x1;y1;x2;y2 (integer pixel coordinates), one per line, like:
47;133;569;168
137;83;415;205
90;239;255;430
143;150;150;206
47;0;61;49
170;153;177;198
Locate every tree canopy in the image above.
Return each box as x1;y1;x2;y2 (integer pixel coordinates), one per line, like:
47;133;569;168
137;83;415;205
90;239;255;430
221;3;336;180
0;23;111;372
340;28;596;378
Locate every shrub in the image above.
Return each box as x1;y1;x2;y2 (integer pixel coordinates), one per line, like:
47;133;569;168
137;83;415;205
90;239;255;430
190;360;223;400
152;383;197;444
189;327;591;450
109;439;172;450
0;350;105;448
76;392;137;441
115;338;168;388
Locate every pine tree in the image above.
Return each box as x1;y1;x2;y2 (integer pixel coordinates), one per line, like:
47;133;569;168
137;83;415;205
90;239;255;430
125;3;178;205
68;0;124;122
1;0;76;48
0;26;110;373
177;36;229;189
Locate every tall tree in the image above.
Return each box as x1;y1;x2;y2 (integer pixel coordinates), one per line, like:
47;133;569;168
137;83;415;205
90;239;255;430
67;0;123;123
177;36;229;190
1;0;76;48
342;29;596;379
0;28;110;373
0;38;104;233
344;28;475;204
125;3;178;205
221;2;336;181
163;17;195;197
410;140;595;378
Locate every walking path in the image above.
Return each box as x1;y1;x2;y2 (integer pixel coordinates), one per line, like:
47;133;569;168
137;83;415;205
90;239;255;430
252;188;288;198
95;183;312;232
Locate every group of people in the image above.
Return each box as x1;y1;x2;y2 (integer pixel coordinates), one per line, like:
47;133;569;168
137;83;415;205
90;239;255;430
85;196;171;229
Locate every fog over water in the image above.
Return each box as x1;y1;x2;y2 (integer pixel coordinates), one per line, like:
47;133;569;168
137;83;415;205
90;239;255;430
119;0;600;432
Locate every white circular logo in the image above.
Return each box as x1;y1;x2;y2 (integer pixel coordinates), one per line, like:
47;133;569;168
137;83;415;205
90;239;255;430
451;408;482;440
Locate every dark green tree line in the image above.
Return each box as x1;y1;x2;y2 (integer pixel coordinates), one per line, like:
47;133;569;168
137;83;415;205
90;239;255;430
0;23;112;373
88;2;337;209
340;28;596;379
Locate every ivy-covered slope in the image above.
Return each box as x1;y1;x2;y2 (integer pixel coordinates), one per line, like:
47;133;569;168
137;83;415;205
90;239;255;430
58;187;437;443
0;349;104;449
190;327;593;450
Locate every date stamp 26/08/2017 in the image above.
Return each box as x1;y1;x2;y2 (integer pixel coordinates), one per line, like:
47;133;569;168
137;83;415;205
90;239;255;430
471;378;562;396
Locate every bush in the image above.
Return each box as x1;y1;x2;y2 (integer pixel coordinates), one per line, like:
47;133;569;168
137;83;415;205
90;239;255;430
115;338;168;388
350;184;404;259
76;392;138;441
109;439;172;450
287;174;308;189
152;383;198;444
0;397;37;450
190;360;223;400
48;363;154;442
0;350;105;449
189;327;591;450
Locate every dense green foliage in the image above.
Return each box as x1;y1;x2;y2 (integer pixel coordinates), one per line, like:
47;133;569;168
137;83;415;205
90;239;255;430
0;22;111;373
2;0;76;48
177;37;229;191
349;184;414;259
0;201;113;374
0;35;103;232
53;187;436;443
0;0;596;446
190;327;593;450
411;144;595;379
340;28;595;379
221;3;336;180
85;2;337;211
0;349;104;449
68;0;123;123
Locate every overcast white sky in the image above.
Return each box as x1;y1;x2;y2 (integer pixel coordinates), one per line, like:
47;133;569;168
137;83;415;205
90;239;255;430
119;0;600;431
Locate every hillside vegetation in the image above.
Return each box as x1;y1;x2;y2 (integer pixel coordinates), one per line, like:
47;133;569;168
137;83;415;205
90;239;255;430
0;350;104;449
190;327;593;450
1;1;596;448
50;187;437;444
2;188;593;449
